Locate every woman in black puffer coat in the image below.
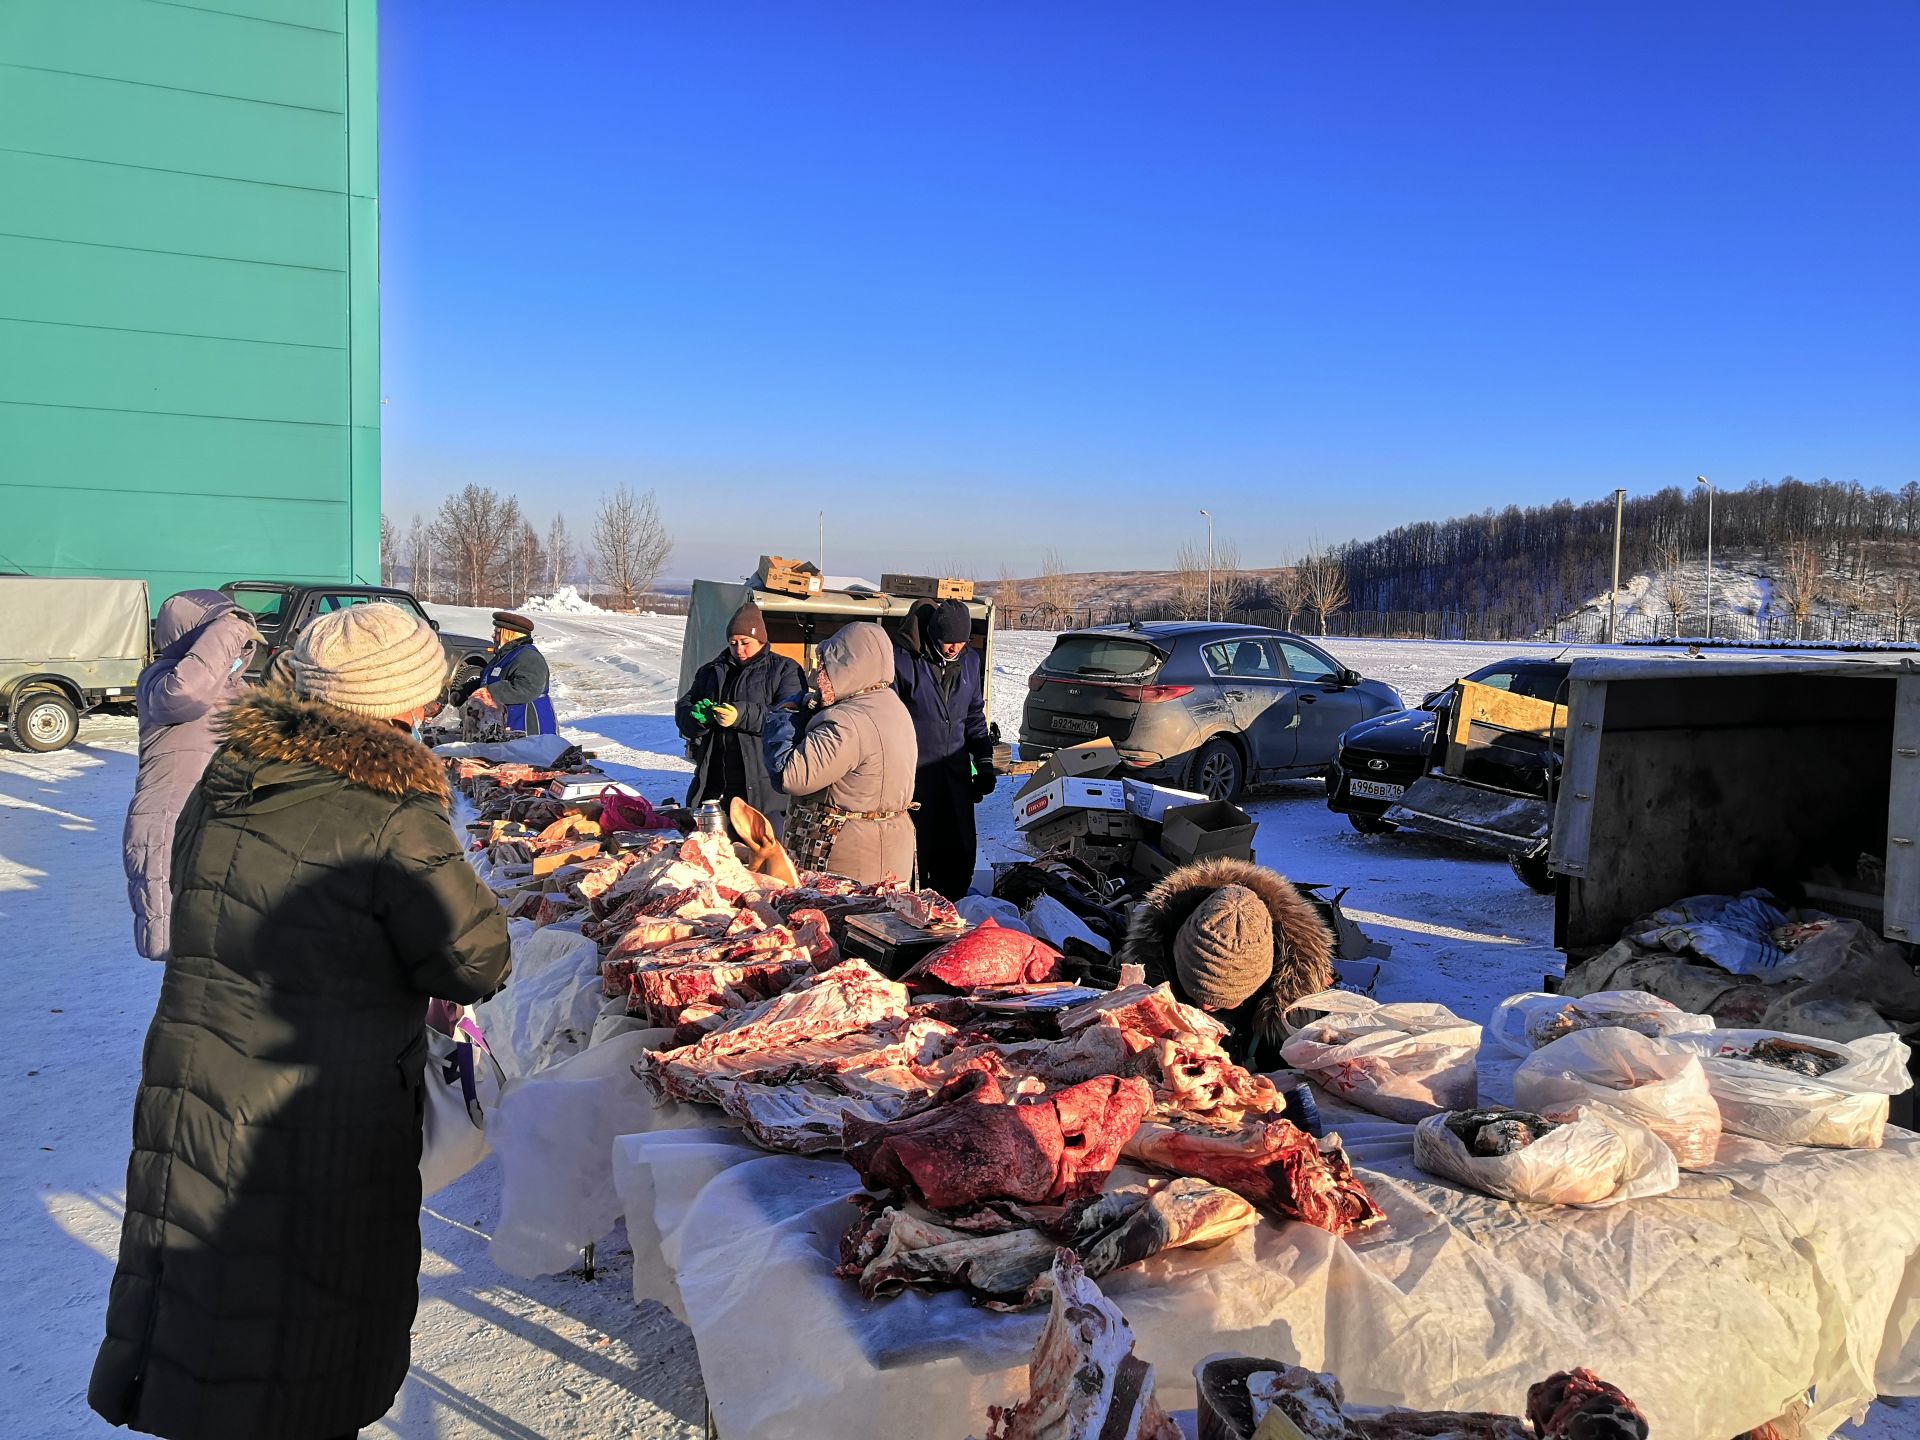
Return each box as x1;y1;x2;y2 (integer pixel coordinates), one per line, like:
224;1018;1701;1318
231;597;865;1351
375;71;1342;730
90;603;511;1440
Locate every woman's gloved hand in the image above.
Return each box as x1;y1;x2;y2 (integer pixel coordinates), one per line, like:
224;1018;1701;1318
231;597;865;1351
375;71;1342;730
710;703;740;728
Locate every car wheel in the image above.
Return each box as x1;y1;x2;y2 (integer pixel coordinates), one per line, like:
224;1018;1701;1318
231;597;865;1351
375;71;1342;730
1510;853;1555;894
1348;813;1397;836
9;691;78;753
1189;738;1243;802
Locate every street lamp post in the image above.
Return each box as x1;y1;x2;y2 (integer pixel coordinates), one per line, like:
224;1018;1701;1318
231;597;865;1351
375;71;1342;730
1199;509;1214;620
1695;476;1715;642
1608;487;1626;644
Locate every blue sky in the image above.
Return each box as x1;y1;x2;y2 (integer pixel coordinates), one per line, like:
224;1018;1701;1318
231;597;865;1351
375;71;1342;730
379;2;1919;583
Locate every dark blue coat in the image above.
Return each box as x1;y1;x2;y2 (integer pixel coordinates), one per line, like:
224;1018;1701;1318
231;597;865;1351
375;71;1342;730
676;647;805;818
892;626;992;897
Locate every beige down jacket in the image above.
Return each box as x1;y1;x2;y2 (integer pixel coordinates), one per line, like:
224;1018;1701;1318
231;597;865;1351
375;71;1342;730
767;623;918;885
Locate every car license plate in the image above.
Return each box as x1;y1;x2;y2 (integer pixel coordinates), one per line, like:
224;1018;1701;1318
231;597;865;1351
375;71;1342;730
1050;715;1099;736
1349;778;1405;801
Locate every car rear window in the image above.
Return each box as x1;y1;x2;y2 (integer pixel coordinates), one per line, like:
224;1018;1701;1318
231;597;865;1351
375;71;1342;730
1042;635;1161;679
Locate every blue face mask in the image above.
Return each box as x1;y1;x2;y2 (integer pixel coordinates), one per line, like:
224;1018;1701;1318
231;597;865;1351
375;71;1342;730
230;655;248;676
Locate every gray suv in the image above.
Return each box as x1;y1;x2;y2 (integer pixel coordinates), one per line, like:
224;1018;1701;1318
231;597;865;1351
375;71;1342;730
1018;622;1402;801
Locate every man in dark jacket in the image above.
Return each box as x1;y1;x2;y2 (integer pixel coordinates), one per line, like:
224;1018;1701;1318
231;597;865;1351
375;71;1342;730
91;602;512;1440
456;610;557;735
892;598;993;899
675;601;804;827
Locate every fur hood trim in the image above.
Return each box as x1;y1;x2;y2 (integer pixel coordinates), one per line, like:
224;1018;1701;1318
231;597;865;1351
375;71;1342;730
222;691;449;804
1117;856;1334;1047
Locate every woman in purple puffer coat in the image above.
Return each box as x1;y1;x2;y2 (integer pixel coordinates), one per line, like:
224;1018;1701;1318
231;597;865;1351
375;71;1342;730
122;590;258;961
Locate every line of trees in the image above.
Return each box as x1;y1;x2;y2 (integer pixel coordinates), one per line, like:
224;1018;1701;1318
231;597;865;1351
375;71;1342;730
380;483;673;610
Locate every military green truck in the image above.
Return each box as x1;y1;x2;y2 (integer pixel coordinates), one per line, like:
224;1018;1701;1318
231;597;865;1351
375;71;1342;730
0;577;151;752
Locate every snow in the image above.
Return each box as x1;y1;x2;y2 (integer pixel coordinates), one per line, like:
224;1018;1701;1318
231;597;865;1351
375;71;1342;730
2;612;1911;1439
521;584;608;616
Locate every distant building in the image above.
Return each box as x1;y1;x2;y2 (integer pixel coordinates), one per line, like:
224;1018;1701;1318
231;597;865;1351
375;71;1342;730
1;1;381;610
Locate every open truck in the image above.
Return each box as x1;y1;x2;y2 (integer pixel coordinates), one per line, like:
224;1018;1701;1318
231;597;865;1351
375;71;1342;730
0;577;150;752
1548;652;1918;958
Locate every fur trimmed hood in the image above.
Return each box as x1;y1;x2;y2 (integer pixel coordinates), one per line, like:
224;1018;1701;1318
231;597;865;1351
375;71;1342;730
1117;856;1335;1053
221;691;449;804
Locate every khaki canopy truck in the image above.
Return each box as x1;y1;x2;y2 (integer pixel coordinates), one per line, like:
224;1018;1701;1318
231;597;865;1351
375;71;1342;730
0;577;151;752
679;577;997;724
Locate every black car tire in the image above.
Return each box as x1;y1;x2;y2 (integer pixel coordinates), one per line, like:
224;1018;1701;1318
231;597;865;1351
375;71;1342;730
1348;813;1397;836
9;691;78;753
1189;738;1243;803
1510;853;1556;894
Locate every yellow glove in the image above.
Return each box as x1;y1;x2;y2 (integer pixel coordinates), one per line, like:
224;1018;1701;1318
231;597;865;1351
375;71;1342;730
710;703;740;728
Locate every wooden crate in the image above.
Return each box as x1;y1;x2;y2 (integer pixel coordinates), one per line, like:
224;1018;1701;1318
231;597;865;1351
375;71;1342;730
1442;679;1567;777
880;572;975;601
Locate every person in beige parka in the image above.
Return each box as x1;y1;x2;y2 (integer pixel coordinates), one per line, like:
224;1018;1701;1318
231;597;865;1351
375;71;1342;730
762;622;917;885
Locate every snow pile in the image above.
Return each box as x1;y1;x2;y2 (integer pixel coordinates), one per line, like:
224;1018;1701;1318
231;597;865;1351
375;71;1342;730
523;585;607;615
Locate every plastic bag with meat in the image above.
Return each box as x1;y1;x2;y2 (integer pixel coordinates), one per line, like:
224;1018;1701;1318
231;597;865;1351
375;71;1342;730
1280;989;1481;1123
1412;1104;1677;1208
1513;1028;1723;1170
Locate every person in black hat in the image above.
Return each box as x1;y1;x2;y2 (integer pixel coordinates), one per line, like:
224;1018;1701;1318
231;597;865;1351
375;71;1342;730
675;601;805;828
454;610;557;736
892;598;993;898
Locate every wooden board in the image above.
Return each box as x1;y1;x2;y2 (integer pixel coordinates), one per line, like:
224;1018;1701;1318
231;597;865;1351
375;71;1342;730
1443;679;1566;777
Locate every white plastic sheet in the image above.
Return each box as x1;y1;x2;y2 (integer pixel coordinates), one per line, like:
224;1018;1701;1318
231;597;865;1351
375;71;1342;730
1025;894;1109;954
1279;989;1480;1122
471;921;603;1081
1669;1028;1912;1149
431;733;578;766
618;1098;1920;1440
1411;1104;1678;1207
1513;1029;1723;1170
1489;989;1715;1057
957;894;1032;935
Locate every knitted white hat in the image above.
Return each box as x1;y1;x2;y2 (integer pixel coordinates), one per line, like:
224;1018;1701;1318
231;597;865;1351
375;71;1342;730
290;602;447;719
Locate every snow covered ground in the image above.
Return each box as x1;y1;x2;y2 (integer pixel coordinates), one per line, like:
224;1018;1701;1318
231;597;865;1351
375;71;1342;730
2;612;1909;1438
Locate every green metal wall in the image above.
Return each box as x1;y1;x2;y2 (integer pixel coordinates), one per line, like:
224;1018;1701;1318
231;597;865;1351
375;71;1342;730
0;0;379;610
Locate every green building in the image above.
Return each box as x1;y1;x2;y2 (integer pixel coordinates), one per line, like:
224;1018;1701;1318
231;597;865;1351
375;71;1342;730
0;0;380;611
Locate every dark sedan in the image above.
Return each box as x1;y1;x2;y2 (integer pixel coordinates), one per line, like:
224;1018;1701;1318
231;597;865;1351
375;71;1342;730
1019;622;1403;801
1326;658;1571;833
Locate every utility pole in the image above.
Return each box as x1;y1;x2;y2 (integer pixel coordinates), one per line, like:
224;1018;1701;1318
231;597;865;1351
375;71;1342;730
1199;509;1214;621
818;512;825;575
1607;488;1626;644
1696;476;1715;642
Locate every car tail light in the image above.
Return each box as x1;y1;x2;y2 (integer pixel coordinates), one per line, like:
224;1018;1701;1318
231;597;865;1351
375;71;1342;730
1028;673;1047;692
1116;684;1194;703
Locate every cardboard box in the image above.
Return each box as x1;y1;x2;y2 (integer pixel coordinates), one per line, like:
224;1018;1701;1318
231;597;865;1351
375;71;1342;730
880;573;976;602
1128;840;1181;882
756;554;824;596
1024;807;1152;853
1013;737;1122;799
1014;776;1129;830
1123;778;1210;823
1160;800;1257;863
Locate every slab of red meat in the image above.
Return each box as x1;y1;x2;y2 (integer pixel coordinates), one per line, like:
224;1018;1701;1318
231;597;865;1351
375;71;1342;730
628;948;817;1027
638;960;909;1101
887;887;965;931
1524;1370;1647;1440
531;893;582;928
905;918;1064;993
843;1070;1151;1210
919;1024;1135;1095
1125;1116;1385;1235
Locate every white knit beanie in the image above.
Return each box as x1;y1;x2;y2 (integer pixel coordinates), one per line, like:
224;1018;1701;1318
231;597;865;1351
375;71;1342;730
290;602;447;719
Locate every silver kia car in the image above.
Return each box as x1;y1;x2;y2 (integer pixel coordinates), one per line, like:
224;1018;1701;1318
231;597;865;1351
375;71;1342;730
1018;622;1403;801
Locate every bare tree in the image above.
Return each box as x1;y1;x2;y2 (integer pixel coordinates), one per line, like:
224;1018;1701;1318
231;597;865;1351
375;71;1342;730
1271;564;1307;630
1032;550;1077;626
994;564;1025;626
430;485;522;607
1171;542;1210;620
1893;576;1916;643
592;484;673;609
1652;539;1691;638
546;514;573;593
1213;541;1254;617
404;515;430;600
1299;550;1350;635
1778;539;1822;640
503;520;546;605
379;513;398;586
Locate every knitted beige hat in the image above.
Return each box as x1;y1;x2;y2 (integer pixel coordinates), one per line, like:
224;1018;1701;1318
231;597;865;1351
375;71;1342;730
290;602;447;719
1172;884;1275;1010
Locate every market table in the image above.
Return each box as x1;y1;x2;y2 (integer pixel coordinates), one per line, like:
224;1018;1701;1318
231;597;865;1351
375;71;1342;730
606;1068;1920;1440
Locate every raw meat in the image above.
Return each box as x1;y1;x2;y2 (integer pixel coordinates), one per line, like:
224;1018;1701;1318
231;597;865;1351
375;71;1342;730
1195;1358;1534;1440
715;1080;909;1153
975;1250;1180;1440
1061;982;1231;1046
921;1024;1136;1095
638;961;910;1102
887;887;966;931
1125;1115;1385;1235
1525;1370;1648;1440
1445;1108;1563;1157
626;948;817;1028
843;1070;1152;1210
1733;1037;1847;1077
905;918;1064;992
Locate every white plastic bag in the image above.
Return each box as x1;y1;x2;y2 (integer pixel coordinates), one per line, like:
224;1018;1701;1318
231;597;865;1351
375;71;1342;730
471;921;605;1080
957;893;1032;935
420;1011;504;1197
1413;1104;1679;1208
1489;988;1715;1057
1513;1029;1723;1170
1280;989;1481;1122
1669;1027;1913;1149
1024;894;1109;955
